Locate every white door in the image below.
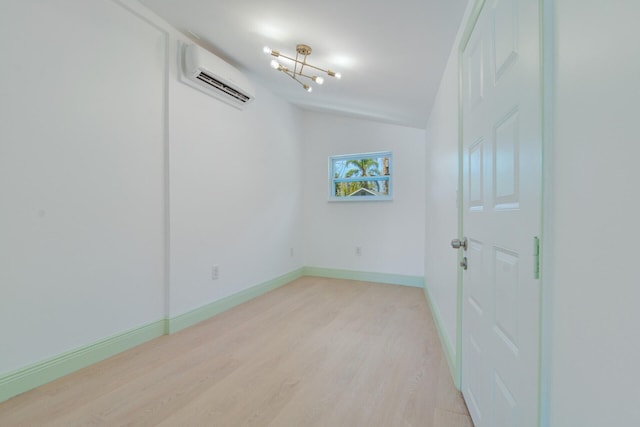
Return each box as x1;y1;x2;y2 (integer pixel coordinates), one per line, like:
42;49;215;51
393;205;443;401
460;0;542;426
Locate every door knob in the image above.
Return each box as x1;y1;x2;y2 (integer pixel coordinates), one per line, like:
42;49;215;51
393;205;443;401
451;237;468;251
460;257;468;270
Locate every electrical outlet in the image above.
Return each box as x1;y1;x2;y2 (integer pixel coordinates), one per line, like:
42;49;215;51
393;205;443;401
212;265;219;280
355;246;362;256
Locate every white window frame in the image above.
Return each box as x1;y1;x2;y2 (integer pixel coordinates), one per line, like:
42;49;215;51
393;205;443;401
328;151;393;202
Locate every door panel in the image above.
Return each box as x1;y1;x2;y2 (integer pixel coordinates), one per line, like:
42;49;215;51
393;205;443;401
461;0;542;426
469;139;485;210
494;109;519;209
493;0;518;81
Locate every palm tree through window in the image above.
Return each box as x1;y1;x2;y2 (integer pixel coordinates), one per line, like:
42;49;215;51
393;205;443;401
329;151;392;201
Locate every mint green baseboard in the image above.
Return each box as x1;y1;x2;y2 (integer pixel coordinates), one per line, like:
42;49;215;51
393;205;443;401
303;266;424;288
0;266;424;403
0;269;304;403
0;320;165;403
423;284;460;388
167;268;304;334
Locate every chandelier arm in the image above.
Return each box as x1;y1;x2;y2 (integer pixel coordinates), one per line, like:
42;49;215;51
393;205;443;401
297;72;317;81
294;50;300;78
282;67;317;83
293;77;307;88
298;62;330;74
272;53;331;75
299;53;309;76
276;53;303;75
281;68;308;89
273;52;296;62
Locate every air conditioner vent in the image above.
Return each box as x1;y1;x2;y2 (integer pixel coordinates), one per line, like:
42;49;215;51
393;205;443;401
195;72;251;103
179;43;255;109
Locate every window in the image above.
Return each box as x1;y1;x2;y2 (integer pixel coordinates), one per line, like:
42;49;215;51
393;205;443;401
328;151;392;201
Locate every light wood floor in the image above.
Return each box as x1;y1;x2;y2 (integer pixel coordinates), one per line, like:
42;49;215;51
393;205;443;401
0;276;472;426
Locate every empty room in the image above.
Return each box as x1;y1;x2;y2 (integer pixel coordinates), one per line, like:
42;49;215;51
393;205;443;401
1;0;638;426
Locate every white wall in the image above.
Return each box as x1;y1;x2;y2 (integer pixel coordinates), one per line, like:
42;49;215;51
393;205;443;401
302;112;426;277
547;1;640;425
0;0;166;375
168;80;304;317
424;0;473;375
423;46;462;366
0;0;304;376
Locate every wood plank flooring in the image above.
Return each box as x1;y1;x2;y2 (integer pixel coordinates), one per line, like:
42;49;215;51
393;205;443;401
0;276;472;426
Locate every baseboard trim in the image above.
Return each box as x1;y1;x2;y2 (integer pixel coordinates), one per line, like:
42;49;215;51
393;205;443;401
0;266;420;403
0;320;165;403
423;284;459;388
303;266;424;288
0;268;305;404
167;268;305;334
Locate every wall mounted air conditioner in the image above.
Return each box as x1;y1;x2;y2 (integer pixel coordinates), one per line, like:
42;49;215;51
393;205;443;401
179;42;255;109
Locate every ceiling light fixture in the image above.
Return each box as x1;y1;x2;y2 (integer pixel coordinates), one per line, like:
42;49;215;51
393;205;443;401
263;44;341;93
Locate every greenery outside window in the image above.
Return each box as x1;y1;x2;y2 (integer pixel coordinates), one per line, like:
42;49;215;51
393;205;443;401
328;151;392;201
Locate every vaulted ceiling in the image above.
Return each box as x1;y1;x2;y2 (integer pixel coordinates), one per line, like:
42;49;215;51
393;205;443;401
140;0;468;129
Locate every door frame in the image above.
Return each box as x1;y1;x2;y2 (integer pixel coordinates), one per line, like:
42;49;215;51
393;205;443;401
453;0;551;424
454;0;486;391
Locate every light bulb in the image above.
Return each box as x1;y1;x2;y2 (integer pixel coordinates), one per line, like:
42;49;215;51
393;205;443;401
335;72;342;79
304;84;312;93
313;76;324;85
263;46;272;55
270;59;280;69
